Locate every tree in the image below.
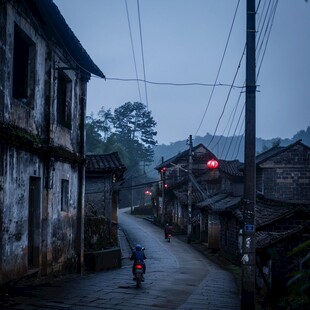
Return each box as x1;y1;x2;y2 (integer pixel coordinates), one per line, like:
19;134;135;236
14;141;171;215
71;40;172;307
85;114;105;154
86;102;157;172
111;102;157;170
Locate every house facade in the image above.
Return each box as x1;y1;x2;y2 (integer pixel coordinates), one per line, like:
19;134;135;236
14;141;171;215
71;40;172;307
155;144;218;232
0;0;104;285
155;143;244;246
218;140;310;305
255;139;310;202
85;152;126;249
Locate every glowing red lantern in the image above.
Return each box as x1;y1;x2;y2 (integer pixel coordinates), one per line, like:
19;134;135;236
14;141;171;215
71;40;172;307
207;159;219;169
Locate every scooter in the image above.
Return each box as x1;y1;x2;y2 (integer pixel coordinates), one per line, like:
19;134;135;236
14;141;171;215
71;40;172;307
132;246;145;288
166;233;172;242
133;261;144;288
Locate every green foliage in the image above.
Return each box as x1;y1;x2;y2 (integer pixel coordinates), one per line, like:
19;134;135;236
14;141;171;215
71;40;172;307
86;102;157;171
279;240;310;309
112;102;157;166
85;115;105;153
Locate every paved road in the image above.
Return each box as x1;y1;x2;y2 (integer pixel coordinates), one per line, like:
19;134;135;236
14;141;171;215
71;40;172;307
118;209;240;310
0;209;240;309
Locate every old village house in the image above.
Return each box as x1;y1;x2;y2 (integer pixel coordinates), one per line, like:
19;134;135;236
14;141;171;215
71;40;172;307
0;0;104;285
155;140;310;305
84;153;126;271
218;140;310;304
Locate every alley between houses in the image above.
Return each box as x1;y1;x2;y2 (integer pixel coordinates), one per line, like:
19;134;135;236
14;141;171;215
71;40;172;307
1;209;240;309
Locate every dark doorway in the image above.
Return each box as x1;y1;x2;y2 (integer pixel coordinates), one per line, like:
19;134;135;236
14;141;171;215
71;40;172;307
28;177;41;269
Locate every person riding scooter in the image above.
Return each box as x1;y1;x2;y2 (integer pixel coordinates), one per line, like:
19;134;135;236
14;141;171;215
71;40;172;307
164;224;172;239
130;244;146;280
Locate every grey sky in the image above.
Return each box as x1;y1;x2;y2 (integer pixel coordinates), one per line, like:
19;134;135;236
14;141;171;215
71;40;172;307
54;0;310;145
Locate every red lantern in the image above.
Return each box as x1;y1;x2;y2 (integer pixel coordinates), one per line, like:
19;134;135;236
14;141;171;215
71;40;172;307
207;159;219;169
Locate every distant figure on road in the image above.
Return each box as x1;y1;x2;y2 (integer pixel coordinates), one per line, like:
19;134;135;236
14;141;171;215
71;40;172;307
130;244;146;280
164;224;172;239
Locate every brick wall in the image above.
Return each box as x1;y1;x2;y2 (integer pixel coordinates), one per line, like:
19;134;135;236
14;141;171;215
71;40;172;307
260;144;310;201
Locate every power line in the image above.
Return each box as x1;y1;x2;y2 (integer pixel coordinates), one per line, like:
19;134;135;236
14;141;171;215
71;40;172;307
207;43;246;150
194;0;241;138
257;0;279;79
105;77;244;88
137;0;149;109
208;0;279;161
125;0;142;103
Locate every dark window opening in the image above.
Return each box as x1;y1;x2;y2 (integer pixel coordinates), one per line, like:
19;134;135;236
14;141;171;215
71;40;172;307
57;70;72;129
61;179;69;212
13;24;35;106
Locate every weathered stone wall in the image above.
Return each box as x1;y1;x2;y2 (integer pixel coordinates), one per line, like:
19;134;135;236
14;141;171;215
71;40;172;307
84;216;112;252
260;144;310;201
49;161;79;273
1;146;43;283
85;176;112;219
0;0;85;285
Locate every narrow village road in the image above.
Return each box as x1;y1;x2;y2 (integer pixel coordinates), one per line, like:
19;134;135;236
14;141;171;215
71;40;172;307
1;209;240;309
118;209;240;309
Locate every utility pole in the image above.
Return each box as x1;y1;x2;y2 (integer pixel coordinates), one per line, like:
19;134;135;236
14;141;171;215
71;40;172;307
241;0;256;309
187;135;193;243
161;156;165;224
131;176;134;214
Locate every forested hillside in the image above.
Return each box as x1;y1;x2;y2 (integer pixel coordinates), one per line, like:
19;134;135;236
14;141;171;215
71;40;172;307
151;127;310;174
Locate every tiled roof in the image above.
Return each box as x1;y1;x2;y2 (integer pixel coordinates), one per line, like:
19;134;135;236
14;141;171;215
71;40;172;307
155;144;216;170
255;146;285;165
29;0;104;78
232;200;310;227
256;222;310;249
218;160;243;177
197;193;242;211
173;189;205;205
86;152;126;174
239;139;309;169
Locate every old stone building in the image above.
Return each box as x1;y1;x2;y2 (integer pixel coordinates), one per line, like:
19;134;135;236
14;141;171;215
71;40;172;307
217;140;310;306
155;143;218;232
84;153;126;271
255;139;310;202
0;0;104;285
85;152;126;247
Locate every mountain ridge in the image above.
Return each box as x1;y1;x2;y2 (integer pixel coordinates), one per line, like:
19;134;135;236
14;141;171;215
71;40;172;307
150;127;310;174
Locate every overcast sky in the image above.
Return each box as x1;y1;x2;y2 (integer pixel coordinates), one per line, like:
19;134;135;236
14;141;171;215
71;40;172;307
53;0;310;145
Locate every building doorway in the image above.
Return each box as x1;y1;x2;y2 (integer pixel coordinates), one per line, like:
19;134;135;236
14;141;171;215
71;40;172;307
28;177;41;269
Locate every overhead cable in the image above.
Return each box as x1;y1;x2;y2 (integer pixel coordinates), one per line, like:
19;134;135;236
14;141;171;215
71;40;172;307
125;0;142;102
105;77;244;88
137;0;149;109
194;0;241;139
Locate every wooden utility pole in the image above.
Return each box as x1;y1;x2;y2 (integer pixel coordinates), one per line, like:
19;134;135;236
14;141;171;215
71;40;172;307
241;0;256;309
187;135;193;243
161;156;165;224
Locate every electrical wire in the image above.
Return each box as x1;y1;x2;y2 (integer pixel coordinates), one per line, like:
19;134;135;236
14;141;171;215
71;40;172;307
224;102;245;160
137;0;149;109
194;0;241;139
207;0;279;162
206;44;246;150
105;77;244;88
220;89;244;159
257;0;279;79
125;0;142;103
